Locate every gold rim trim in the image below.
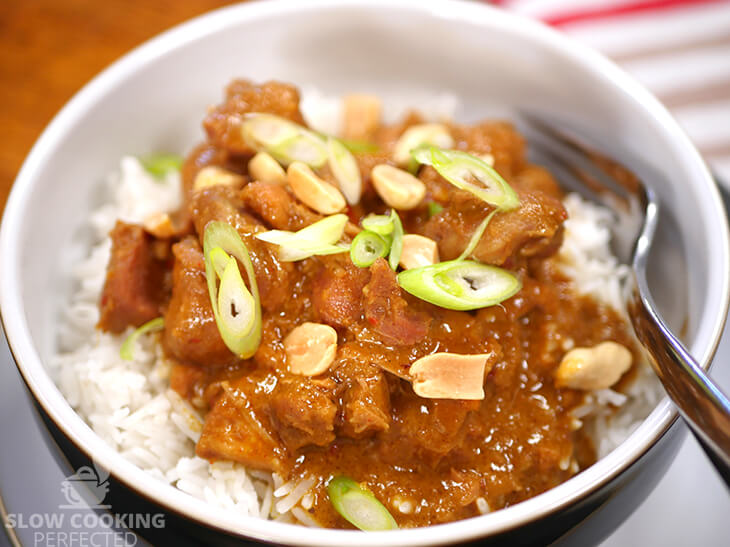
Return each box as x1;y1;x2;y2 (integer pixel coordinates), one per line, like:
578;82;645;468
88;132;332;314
0;482;22;547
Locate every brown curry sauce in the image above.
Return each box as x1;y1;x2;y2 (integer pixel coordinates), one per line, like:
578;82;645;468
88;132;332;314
97;80;637;528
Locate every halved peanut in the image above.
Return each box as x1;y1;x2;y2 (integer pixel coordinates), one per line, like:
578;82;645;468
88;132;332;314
555;341;632;391
399;234;439;270
143;212;176;238
287;162;346;214
409;352;493;400
392;123;454;167
248;151;286;185
284;322;338;376
477;153;495;166
342;94;382;141
371;164;426;210
193;166;244;192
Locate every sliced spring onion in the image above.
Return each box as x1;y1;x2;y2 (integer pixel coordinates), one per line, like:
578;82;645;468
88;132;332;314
278;243;350;262
208;246;231;278
427;201;444;217
217;256;257;343
388;210;404;271
327;476;398;531
255;214;350;262
397;260;521;310
350;231;390;267
203;222;262;358
393;123;454;166
337;138;380;154
405;157;421;175
457;209;498;261
256;232;348;261
139;154;183;179
327;137;362;205
312;131;380;155
242;113;299;146
120;317;164;361
361;214;394;236
271;133;328;168
412;147;519;211
291;213;348;243
241;113;328;168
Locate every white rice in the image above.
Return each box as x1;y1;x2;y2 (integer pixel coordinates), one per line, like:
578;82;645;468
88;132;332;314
51;97;662;526
556;194;662;458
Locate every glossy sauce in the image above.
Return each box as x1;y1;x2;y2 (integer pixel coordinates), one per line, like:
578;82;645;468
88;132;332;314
97;80;638;529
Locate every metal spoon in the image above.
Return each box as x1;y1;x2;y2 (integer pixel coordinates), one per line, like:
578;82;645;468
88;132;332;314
521;115;730;485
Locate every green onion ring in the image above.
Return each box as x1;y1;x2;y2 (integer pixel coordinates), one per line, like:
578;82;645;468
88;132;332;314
457;209;498;261
427;201;444;217
208;246;231;278
337;138;380;154
361;214;394;236
327;137;362;205
217;256;256;344
412;146;519;211
255;214;350;261
139;154;183;179
397;260;521;310
295;213;349;243
120;317;164;361
241;113;328;168
350;231;390;268
388;210;404;271
327;476;398;531
203;222;262;358
241;113;299;146
270;132;328;168
278;243;350;262
405;157;421;175
313;131;380;155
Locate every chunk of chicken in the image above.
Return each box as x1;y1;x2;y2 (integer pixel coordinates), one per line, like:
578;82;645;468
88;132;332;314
203;80;305;155
98;221;169;333
196;377;287;473
163;237;234;367
362;258;431;346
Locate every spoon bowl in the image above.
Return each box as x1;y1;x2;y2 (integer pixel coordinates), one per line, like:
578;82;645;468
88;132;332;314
521;115;730;485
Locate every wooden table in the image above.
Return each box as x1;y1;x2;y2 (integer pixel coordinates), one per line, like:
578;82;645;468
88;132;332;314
0;0;239;214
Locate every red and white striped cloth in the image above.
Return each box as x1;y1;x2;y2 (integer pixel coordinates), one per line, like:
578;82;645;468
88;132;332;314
492;0;730;187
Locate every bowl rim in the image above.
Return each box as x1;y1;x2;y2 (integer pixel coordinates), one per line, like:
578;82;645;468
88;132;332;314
1;0;728;545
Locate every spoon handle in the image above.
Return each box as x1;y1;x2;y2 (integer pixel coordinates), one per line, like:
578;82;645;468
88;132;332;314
629;287;730;487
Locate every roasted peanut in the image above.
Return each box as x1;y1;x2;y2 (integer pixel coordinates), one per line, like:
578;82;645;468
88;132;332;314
371;164;426;210
554;341;632;390
248;151;287;185
143;212;176;239
193;166;244;191
399;234;439;270
287;162;347;214
477;153;495;166
284;322;338;376
409;352;493;400
342;94;382;141
392;123;454;167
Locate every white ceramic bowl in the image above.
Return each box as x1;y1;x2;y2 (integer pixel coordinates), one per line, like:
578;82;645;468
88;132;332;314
2;1;728;545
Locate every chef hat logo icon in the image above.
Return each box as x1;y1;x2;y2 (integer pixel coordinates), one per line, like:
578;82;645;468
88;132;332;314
60;463;111;508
